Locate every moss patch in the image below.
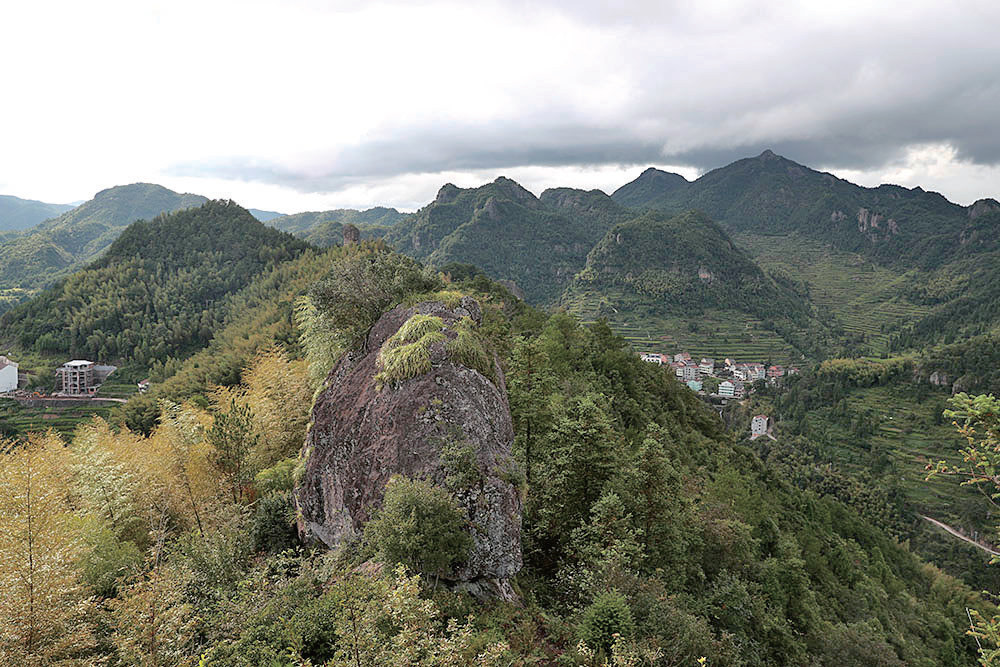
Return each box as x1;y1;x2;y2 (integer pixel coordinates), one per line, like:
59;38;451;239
375;314;446;390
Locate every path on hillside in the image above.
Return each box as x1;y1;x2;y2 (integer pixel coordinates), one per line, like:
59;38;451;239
920;514;1000;557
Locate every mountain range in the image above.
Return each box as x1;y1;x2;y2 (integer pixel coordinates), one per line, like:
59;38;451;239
0;194;74;232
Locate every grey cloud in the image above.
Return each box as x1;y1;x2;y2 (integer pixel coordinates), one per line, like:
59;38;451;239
172;0;1000;192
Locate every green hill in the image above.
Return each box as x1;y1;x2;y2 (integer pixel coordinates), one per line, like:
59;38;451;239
0;200;310;370
385;178;628;303
3;248;990;665
612;152;1000;353
0;183;208;296
0;194;74;232
612;150;979;266
562;209;820;361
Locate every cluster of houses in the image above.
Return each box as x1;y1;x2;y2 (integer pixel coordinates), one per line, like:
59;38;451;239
639;351;798;398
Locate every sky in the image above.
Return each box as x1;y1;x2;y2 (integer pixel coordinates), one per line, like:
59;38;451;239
2;0;999;213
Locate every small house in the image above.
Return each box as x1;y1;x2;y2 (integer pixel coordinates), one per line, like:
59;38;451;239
686;379;703;392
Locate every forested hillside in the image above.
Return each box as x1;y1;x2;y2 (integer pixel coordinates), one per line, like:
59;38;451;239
0;183;207;299
0;245;989;665
562;209;821;361
0;194;73;232
612;151;1000;353
0;200;309;369
385;178;629;303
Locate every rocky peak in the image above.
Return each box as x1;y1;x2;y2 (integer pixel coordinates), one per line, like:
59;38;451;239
294;298;522;597
968;198;1000;220
435;183;461;204
491;176;536;204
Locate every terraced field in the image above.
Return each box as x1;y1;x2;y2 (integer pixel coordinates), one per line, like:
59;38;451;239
734;233;931;355
0;397;118;438
563;285;807;364
800;384;989;533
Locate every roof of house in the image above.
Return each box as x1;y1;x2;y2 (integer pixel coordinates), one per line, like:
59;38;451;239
64;359;94;367
753;414;769;420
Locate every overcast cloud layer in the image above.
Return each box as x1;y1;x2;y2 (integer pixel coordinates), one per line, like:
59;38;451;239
2;0;998;211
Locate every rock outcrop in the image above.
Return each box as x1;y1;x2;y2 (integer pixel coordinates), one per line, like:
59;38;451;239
295;297;522;596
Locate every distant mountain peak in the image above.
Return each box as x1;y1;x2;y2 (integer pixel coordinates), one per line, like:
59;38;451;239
435;183;461;203
758;148;778;159
968;198;1000;220
492;176;536;203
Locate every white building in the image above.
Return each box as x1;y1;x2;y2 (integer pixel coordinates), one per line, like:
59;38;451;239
699;358;715;375
0;356;18;393
718;380;735;397
641;352;663;365
751;414;771;439
681;364;699;381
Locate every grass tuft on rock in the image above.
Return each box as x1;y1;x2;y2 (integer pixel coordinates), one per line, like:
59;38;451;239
446;316;496;383
375;314;446;390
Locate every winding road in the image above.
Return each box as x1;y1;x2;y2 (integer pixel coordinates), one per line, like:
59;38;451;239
920;514;1000;557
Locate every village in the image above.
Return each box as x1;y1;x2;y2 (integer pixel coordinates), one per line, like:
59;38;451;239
639;350;797;440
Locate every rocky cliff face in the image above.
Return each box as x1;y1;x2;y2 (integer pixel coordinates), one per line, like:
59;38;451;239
294;297;522;594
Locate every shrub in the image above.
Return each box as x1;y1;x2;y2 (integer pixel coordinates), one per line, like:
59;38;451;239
364;475;471;581
578;590;635;655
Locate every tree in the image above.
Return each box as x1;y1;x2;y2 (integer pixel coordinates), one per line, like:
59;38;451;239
507;335;556;485
309;244;440;350
364;476;471;583
207;399;260;505
927;392;1000;665
0;434;94;661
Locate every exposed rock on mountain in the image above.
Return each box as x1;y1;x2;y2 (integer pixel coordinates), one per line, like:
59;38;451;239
295;297;522;595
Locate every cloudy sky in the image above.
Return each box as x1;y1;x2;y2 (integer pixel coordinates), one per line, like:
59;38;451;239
2;0;998;212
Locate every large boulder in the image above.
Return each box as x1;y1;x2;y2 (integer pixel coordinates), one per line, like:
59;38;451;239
294;297;522;594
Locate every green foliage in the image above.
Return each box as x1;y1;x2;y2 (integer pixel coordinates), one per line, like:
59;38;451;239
309;242;441;349
364;475;472;580
386;178;627;304
255;458;297;496
445;315;496;382
250;493;298;554
374;314;447;390
208;400;260;505
0;200;309;366
0;183;208;294
578;590;635;655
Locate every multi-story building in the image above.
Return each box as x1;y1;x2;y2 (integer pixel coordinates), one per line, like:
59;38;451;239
56;360;96;395
699;358;715;375
751;414;771;439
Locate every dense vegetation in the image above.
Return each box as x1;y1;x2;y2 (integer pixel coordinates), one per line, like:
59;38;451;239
612;151;1000;353
0;201;309;371
385;178;629;303
0;183;207;297
0;247;989;665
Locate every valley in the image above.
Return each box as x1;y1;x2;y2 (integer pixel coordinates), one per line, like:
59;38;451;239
2;151;999;665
